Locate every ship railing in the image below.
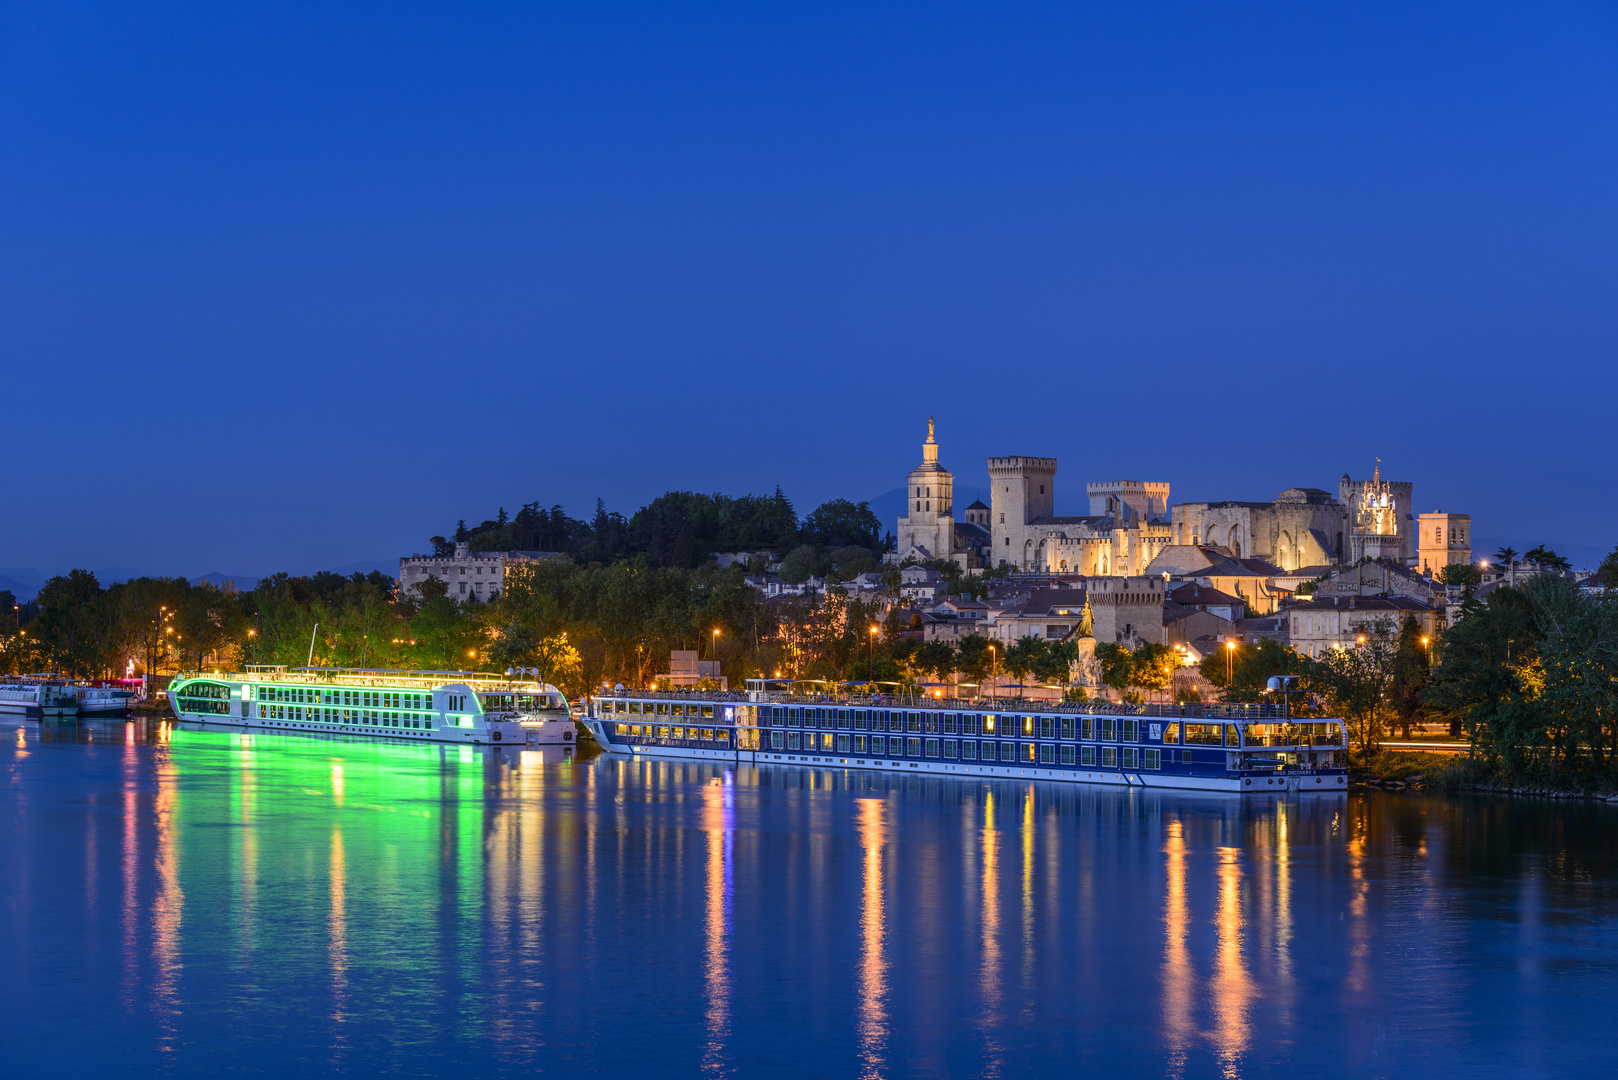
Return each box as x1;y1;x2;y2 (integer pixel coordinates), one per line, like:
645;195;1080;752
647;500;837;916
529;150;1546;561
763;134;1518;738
176;668;556;693
595;687;1302;720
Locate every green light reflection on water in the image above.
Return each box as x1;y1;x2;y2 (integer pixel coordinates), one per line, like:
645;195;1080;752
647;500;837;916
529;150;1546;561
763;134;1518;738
157;726;570;1053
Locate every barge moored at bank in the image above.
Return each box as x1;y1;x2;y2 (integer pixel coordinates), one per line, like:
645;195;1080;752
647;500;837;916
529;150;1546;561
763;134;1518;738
584;679;1346;793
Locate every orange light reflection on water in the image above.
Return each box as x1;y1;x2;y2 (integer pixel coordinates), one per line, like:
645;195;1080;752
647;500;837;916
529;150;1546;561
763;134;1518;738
701;775;735;1077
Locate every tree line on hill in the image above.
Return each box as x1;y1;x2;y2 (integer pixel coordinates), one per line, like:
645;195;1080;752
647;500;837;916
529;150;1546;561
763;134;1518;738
430;489;890;580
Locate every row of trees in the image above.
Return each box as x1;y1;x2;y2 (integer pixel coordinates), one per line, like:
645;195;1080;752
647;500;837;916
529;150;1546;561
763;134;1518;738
435;489;889;571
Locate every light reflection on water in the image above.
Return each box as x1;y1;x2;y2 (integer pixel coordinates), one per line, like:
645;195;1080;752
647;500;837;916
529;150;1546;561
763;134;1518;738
6;718;1618;1078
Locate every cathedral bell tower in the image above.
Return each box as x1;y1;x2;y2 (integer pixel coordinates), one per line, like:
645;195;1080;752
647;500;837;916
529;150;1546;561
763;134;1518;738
895;417;955;561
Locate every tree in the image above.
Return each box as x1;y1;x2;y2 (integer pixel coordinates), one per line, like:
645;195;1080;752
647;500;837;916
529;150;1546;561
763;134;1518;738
1095;642;1133;697
1440;563;1482;591
914;640;959;688
1598;544;1618;589
1005;636;1047;694
1033;639;1079;692
1308;619;1398;754
1524;545;1571;573
1129;643;1176;701
955;633;992;688
1387;613;1430;739
800;499;884;550
1494;545;1518;567
1199;637;1307;702
528;633;584;695
32;570;106;676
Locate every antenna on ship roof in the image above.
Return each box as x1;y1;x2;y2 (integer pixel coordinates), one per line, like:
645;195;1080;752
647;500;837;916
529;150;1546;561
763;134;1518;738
307;623;319;667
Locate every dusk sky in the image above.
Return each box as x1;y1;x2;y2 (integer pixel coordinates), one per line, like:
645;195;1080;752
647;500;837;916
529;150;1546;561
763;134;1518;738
5;1;1617;582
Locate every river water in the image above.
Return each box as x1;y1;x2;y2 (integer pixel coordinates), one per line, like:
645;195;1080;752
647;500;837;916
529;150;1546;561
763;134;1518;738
2;718;1615;1078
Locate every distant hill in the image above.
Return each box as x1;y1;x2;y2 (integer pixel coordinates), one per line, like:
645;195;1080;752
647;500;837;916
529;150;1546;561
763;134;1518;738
0;574;39;601
0;567;43;600
867;489;907;538
326;560;396;578
190;572;261;592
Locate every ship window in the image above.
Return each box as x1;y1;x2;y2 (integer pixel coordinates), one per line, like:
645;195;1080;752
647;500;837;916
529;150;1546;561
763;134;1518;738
924;739;939;758
1061;745;1075;765
787;733;799;750
1022;743;1036;763
702;706;714;718
853;735;866;753
1082;746;1096;766
906;738;921;756
1121;748;1139;769
1144;749;1161;770
943;740;957;758
999;743;1014;762
1039;717;1054;738
1039;744;1055;764
1122;719;1139;742
1102;747;1117;767
1182;750;1193;762
837;734;850;753
1061;717;1075;739
960;741;975;760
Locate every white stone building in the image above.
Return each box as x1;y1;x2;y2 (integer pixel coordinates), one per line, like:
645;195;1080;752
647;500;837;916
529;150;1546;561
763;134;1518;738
398;542;565;603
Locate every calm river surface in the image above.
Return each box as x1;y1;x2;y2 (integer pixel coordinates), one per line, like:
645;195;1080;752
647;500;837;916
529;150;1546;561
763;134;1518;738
3;718;1617;1078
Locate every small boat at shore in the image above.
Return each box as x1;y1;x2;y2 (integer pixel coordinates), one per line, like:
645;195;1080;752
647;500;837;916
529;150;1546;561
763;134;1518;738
0;677;134;718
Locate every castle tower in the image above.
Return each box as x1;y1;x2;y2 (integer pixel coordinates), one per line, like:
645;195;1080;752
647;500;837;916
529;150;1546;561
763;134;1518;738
1341;460;1415;563
1086;480;1170;523
989;455;1057;569
895;417;955;560
1418;511;1472;577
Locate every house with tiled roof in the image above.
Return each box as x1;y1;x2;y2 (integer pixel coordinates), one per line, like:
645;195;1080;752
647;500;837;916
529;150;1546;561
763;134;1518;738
1286;595;1437;657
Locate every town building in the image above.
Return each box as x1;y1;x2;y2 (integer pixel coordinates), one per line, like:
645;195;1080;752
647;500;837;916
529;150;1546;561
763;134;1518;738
398;542;564;602
986;455;1172;576
894;419;991;569
1341;463;1416;563
1417;511;1472;576
1171;488;1345;570
1286;596;1438;658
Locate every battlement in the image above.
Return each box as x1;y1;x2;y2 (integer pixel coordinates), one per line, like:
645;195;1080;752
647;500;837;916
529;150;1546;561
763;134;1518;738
988;456;1057;473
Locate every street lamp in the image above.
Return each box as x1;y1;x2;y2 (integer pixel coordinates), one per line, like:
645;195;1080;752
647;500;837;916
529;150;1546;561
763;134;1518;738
867;624;879;681
1225;640;1235;685
711;628;721;663
989;643;998;700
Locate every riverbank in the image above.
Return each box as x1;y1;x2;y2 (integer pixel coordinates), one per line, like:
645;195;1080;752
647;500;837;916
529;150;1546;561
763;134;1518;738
1354;747;1618;803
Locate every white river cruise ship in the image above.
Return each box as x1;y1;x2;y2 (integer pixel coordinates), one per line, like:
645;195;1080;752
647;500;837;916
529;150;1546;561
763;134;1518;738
168;666;578;746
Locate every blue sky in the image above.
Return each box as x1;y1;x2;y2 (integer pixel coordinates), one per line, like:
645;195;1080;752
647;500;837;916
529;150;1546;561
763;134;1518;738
3;1;1616;579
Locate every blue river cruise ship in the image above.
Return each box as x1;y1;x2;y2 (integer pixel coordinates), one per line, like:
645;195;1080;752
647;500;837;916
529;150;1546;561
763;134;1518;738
584;679;1347;794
